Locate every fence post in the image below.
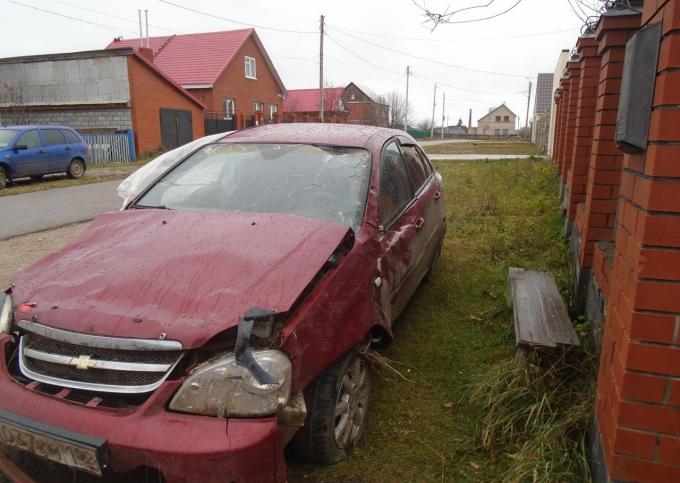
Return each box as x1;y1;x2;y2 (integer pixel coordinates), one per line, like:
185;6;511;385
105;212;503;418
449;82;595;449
126;129;136;161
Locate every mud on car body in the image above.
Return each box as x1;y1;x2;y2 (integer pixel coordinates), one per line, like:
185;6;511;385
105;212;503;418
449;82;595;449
0;123;446;482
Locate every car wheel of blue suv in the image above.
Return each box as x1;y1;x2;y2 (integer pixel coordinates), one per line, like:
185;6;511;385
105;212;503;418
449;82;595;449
67;159;85;179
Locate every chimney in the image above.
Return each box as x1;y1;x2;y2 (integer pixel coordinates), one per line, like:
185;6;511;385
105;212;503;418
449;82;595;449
138;47;154;63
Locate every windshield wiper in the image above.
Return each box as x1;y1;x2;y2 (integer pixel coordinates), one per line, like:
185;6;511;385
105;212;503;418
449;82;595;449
133;204;170;210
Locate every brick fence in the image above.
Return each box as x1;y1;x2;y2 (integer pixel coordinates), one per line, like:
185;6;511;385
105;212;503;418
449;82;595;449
551;1;680;481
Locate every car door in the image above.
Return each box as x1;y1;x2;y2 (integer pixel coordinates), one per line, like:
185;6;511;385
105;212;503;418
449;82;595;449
11;129;46;177
41;128;70;173
376;139;423;324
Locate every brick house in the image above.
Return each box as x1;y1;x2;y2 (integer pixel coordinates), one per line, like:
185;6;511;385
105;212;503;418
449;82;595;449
342;83;389;126
283;87;349;123
108;29;286;132
0;48;204;155
477;104;517;136
551;0;680;480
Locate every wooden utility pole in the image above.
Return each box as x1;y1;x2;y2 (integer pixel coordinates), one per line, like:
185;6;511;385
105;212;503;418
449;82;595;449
404;66;410;131
430;83;437;138
524;80;532;136
441;91;445;139
319;15;325;123
468;108;472;132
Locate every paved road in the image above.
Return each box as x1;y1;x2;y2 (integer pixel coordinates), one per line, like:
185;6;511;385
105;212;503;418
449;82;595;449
0;181;121;240
428;154;546;161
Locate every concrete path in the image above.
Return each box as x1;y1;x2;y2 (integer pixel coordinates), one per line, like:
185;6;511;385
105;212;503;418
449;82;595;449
419;139;494;146
0;180;121;240
427;154;546;160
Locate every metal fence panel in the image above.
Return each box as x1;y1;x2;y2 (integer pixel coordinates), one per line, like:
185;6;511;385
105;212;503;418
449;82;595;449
81;131;134;164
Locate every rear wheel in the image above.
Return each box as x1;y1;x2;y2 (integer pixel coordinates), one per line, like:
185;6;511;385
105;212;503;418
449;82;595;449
67;159;85;179
289;350;371;464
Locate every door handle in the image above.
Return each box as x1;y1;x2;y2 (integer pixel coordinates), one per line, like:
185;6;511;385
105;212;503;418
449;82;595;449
65;147;72;151
415;217;425;230
434;191;441;201
38;149;46;154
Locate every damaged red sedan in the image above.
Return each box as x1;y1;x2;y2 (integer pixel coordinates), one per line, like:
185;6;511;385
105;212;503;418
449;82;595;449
0;123;445;482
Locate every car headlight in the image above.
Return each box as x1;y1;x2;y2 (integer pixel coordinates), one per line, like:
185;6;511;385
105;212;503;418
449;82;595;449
169;349;292;417
0;293;12;335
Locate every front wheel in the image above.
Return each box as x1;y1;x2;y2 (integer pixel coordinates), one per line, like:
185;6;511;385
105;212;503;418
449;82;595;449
67;159;85;179
289;351;371;464
0;169;6;189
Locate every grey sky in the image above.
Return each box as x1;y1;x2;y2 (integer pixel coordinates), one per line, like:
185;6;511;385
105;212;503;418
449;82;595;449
0;0;585;126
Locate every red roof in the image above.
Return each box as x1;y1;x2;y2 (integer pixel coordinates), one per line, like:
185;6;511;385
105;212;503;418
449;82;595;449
284;88;346;113
106;29;284;91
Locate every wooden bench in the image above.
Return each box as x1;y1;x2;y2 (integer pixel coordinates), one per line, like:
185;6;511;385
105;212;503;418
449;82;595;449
508;267;580;350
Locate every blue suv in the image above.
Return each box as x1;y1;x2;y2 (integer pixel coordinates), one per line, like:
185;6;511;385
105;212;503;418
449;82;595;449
0;125;89;189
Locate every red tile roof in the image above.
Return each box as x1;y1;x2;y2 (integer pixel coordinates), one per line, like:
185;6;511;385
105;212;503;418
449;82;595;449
284;88;346;113
106;29;284;92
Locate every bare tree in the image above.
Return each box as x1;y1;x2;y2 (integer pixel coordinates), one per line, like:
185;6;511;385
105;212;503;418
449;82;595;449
416;118;433;131
377;90;411;129
412;0;529;31
0;83;30;126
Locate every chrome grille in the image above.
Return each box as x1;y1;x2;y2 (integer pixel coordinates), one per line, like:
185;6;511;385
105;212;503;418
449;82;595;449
17;320;184;394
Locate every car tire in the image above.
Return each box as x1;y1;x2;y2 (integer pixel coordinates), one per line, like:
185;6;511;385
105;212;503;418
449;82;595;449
0;169;6;190
289;350;371;464
67;159;85;179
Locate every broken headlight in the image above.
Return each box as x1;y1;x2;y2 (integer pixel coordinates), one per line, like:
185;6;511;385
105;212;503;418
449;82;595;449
169;349;292;417
0;293;12;335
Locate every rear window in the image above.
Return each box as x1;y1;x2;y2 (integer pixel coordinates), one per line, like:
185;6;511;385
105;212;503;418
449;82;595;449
0;129;17;148
62;130;82;144
42;129;66;145
135;143;371;231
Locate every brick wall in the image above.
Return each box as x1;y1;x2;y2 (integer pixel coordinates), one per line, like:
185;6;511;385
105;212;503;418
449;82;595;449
560;60;581;218
594;1;680;480
127;55;204;155
0;107;131;131
188;35;283;120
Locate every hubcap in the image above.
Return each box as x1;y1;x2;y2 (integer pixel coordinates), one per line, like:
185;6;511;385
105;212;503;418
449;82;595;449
72;163;83;176
334;356;370;449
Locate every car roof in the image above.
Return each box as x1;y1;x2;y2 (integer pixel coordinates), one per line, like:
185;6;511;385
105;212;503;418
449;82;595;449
0;125;77;131
220;123;406;148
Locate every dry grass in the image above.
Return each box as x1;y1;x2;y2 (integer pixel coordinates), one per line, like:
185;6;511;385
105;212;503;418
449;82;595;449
423;142;539;156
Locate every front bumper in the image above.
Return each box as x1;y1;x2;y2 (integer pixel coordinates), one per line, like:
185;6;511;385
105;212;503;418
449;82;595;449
0;335;286;483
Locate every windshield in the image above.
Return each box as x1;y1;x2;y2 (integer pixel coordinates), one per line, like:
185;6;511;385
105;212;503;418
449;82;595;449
135;143;372;231
0;130;18;148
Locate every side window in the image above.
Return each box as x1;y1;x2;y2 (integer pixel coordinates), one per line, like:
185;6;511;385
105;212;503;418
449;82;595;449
43;129;65;145
62;130;81;144
379;142;413;226
415;146;433;177
400;145;428;192
16;130;40;149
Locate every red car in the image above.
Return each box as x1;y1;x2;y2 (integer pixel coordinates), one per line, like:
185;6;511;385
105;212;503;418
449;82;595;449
0;124;445;482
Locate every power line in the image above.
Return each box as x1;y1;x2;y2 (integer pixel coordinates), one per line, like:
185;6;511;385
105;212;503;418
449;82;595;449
325;33;404;76
419;0;526;25
2;0;138;35
158;0;316;34
50;0;180;34
328;24;531;79
328;26;577;43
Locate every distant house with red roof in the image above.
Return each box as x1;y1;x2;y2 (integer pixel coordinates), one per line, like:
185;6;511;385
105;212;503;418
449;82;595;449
283;83;388;126
107;29;286;132
0;48;205;155
283;87;349;123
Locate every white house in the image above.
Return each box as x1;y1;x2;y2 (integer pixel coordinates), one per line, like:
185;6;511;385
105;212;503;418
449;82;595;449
477;104;517;136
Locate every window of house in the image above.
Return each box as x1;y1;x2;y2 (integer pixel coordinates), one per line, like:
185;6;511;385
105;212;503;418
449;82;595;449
379;141;413;226
503;116;509;122
223;99;235;119
42;129;66;145
245;56;257;79
495;116;501;122
268;104;278;120
253;102;264;113
494;129;501;136
16;130;40;149
502;129;508;136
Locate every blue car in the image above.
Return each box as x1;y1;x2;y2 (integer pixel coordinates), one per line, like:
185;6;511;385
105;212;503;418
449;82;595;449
0;125;89;189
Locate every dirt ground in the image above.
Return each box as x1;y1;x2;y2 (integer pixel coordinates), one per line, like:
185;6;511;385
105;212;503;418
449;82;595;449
0;223;87;288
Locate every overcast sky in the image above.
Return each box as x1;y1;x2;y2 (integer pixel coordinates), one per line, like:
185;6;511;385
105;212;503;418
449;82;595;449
0;0;587;126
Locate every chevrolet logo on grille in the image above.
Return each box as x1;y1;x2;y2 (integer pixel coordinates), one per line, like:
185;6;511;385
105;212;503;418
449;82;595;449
69;355;96;370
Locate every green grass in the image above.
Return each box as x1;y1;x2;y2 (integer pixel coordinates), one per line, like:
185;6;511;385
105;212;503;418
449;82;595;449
287;158;584;482
423;142;539;156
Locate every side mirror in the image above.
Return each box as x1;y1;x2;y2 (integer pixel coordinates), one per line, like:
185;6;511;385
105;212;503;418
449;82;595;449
13;144;27;151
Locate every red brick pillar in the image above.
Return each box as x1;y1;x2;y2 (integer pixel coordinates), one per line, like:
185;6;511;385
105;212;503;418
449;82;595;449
567;35;600;227
560;59;582;212
235;113;244;130
555;77;570;176
578;9;642;279
595;1;680;480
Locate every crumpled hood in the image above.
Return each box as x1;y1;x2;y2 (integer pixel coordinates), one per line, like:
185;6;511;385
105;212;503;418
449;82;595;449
12;210;349;348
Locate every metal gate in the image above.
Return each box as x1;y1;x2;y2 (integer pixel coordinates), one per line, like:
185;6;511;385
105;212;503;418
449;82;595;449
204;113;234;135
160;108;193;150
